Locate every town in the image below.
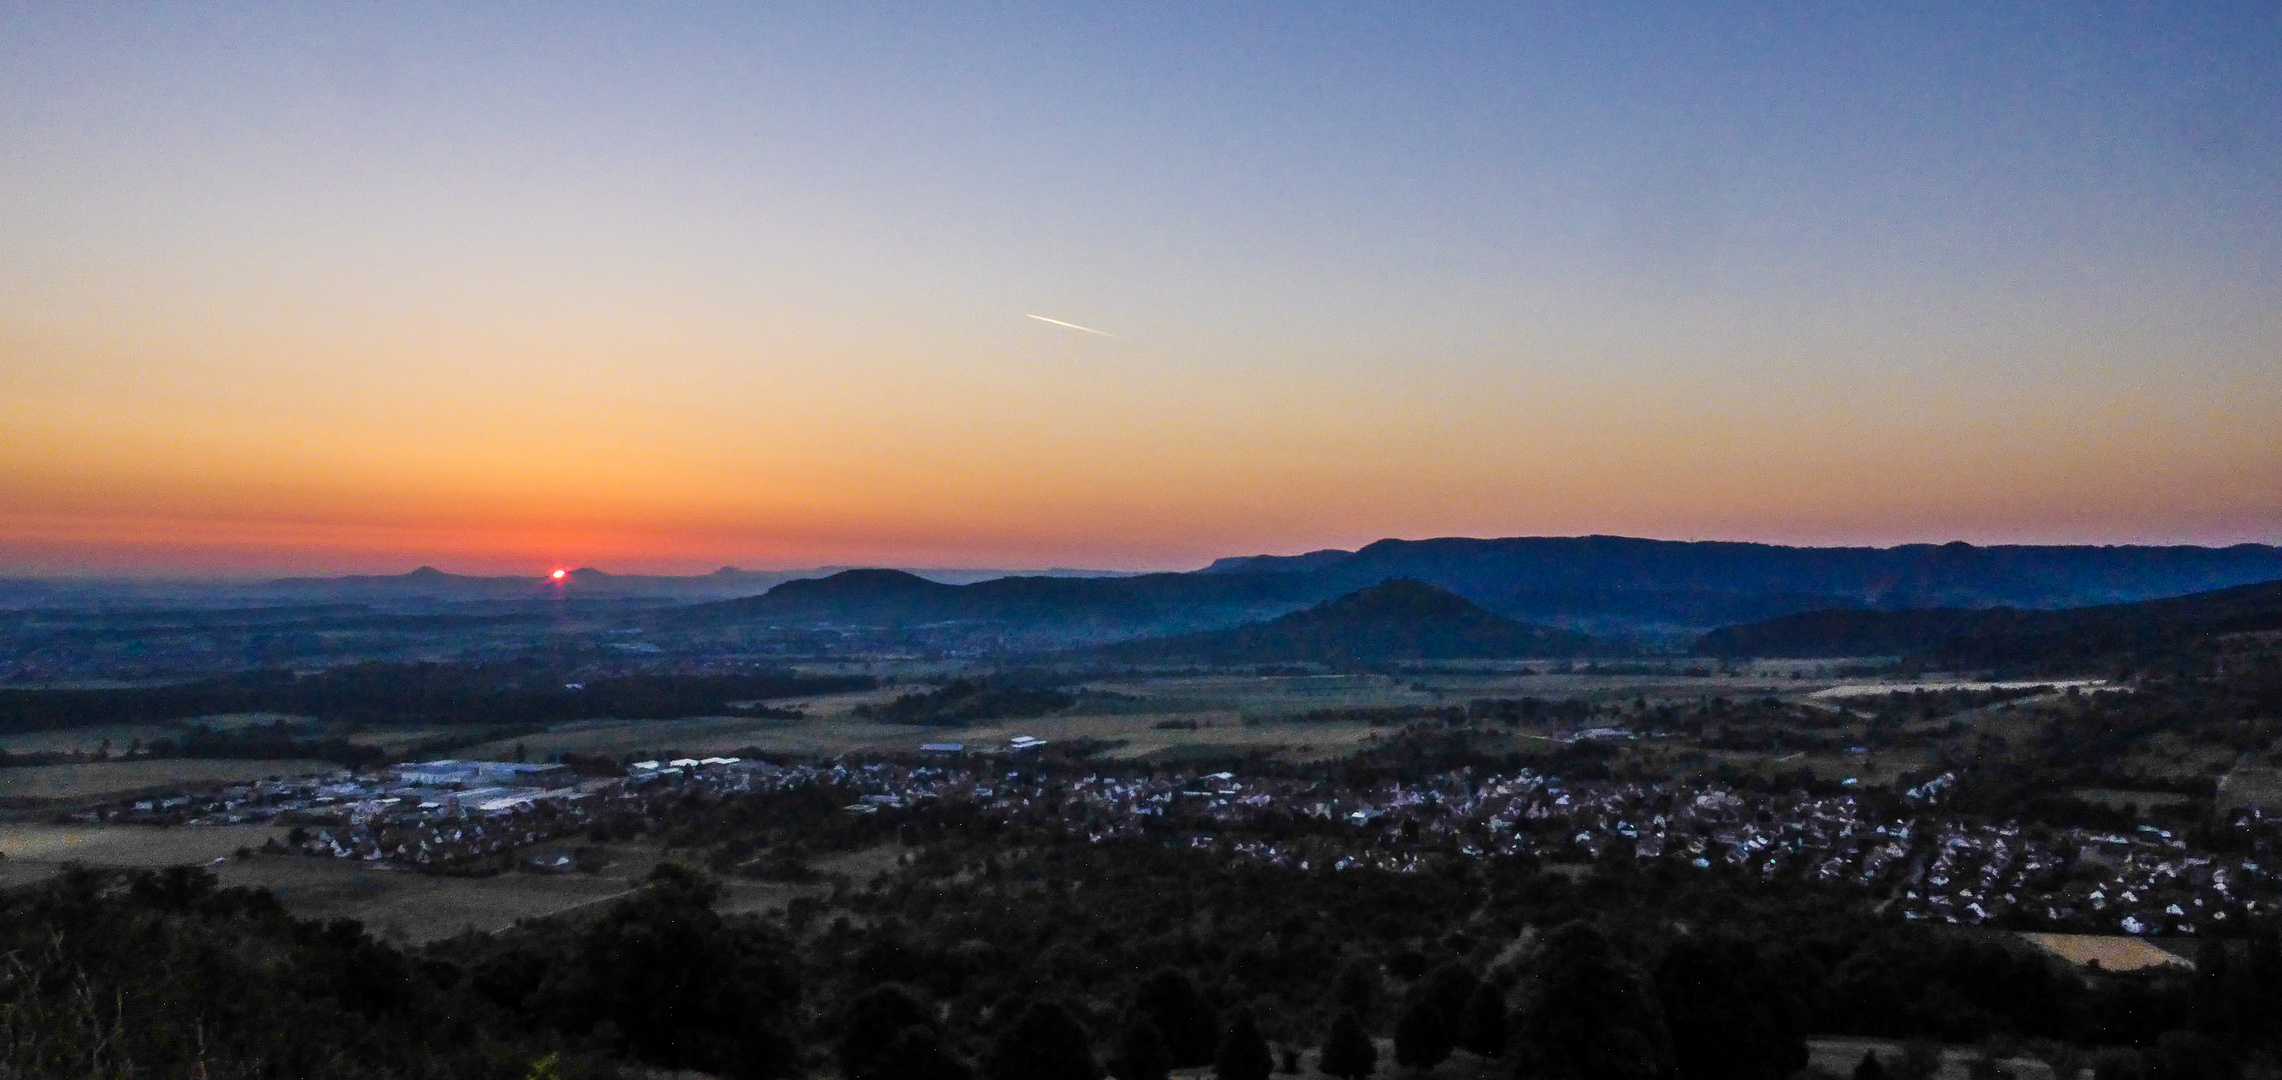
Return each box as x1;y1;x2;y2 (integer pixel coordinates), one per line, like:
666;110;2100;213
69;735;2281;943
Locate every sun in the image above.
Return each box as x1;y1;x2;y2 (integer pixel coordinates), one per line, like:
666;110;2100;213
551;569;567;581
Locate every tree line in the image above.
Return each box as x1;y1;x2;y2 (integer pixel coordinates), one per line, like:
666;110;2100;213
0;661;871;733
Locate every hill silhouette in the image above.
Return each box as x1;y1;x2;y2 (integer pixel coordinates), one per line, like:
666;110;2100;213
1207;536;2282;612
1693;577;2282;665
662;536;2282;643
673;567;1325;635
1098;579;1601;665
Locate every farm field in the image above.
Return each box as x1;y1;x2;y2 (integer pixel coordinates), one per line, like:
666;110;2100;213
0;822;281;869
2220;767;2282;812
0;712;416;756
2018;932;2194;972
0;825;889;943
0;758;336;802
1806;1038;2059;1080
1810;679;2105;699
2069;789;2197;814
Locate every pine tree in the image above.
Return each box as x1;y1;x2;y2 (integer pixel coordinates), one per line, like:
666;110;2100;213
1136;969;1222;1068
1458;983;1506;1058
839;985;933;1080
875;1026;975;1080
1332;960;1381;1027
1319;1011;1378;1080
1851;1051;1890;1080
1421;964;1479;1032
985;1002;1099;1080
1509;922;1671;1080
1215;1011;1274;1080
1393;993;1453;1075
1109;1011;1173;1080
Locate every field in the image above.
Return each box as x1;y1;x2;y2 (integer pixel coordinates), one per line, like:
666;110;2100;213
1810;679;2106;699
2069;789;2197;814
2018;932;2193;972
1806;1038;2058;1080
0;822;280;867
2220;767;2282;813
0;758;336;802
0;821;896;943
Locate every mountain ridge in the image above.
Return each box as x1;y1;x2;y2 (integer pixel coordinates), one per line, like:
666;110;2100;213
1693;577;2282;665
1098;579;1603;665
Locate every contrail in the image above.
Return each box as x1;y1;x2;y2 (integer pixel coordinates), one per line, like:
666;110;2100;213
1027;314;1115;337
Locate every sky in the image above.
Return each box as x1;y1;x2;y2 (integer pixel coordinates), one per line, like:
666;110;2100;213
3;2;2278;576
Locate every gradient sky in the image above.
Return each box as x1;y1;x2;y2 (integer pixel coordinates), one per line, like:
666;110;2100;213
3;2;2278;575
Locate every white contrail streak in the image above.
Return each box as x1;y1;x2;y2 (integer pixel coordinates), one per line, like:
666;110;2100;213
1027;314;1115;337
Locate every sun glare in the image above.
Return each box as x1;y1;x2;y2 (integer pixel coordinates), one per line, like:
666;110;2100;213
551;569;567;580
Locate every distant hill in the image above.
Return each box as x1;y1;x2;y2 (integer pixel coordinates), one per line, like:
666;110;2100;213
253;563;1137;603
671;568;1325;639
1693;578;2282;665
1207;536;2282;612
663;537;2282;645
1097;579;1602;665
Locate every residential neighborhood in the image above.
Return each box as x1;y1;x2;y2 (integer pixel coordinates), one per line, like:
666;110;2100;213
67;742;2281;941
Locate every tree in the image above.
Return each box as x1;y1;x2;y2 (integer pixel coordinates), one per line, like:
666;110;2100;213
1332;960;1382;1026
1108;1011;1173;1080
840;985;934;1080
1896;1041;1944;1080
537;862;801;1080
2090;1048;2145;1080
1319;1011;1378;1080
1851;1051;1890;1080
1420;963;1479;1030
1508;922;1671;1080
2146;1031;2237;1080
1136;969;1221;1067
1458;983;1507;1057
1394;993;1454;1074
986;1001;1099;1080
875;1025;976;1080
1216;1010;1274;1080
1655;935;1809;1080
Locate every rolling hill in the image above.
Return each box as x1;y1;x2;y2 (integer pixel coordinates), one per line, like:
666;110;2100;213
1096;579;1603;665
664;536;2282;644
1692;577;2282;665
670;568;1328;638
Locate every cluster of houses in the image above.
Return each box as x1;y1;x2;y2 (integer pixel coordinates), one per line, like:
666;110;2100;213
73;748;2282;937
79;759;584;830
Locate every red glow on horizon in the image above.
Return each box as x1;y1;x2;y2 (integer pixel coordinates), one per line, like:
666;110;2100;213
551;568;567;580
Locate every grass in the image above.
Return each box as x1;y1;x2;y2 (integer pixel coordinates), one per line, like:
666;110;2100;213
2069;789;2196;814
0;822;281;867
2018;932;2193;973
2220;767;2282;813
0;758;337;803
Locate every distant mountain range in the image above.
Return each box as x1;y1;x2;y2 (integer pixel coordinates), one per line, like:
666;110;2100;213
252;563;1137;601
15;535;2278;646
1692;578;2282;666
1097;579;1601;664
669;536;2282;642
670;568;1326;641
1200;535;2282;613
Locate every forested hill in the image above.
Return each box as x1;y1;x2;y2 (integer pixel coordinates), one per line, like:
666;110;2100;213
1203;536;2282;611
671;568;1328;634
672;538;2282;641
1692;578;2282;664
1097;580;1603;665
